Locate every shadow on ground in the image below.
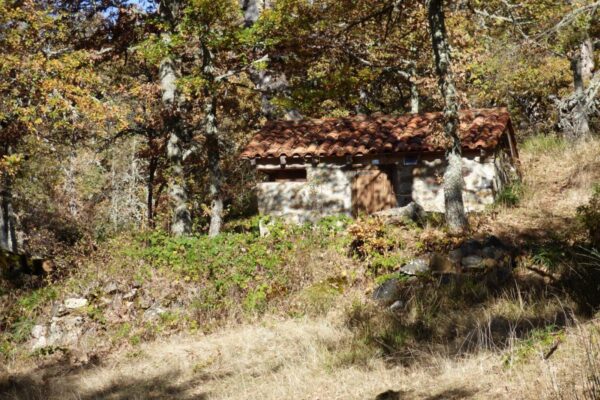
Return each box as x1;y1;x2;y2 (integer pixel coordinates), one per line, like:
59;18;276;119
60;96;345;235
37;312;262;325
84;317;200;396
0;357;209;400
374;387;477;400
348;210;600;365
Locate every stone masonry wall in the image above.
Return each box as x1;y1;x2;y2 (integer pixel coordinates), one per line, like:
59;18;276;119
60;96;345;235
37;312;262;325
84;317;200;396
411;153;501;213
256;150;516;222
256;164;352;224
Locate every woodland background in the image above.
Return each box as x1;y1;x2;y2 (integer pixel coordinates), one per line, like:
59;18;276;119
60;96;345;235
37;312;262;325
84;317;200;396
1;2;600;399
1;0;599;254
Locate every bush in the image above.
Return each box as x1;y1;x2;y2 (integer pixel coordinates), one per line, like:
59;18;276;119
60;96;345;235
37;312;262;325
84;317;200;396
316;215;353;235
134;230;294;317
496;182;523;207
347;217;404;275
577;185;600;248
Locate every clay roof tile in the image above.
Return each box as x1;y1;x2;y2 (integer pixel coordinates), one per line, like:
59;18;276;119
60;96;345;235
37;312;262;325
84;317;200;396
239;108;512;159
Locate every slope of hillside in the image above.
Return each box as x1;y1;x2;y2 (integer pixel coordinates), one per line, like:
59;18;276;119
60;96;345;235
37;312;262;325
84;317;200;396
1;136;599;400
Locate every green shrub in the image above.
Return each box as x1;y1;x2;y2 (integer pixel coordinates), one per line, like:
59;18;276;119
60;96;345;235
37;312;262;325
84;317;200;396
370;253;407;275
502;325;563;367
347;218;405;275
316;215;353;234
577;185;600;247
222;215;263;234
420;212;445;228
10;317;35;343
496;182;523;207
296;280;344;316
17;287;58;315
130;229;298;319
243;283;270;313
530;244;566;271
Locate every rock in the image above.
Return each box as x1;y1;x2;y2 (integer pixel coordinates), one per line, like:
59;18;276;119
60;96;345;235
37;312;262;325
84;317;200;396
372;279;401;305
143;305;167;322
123;289;137;300
483;235;507;249
400;257;429;275
48;316;84;347
374;202;425;223
461;255;484;269
103;282;119;294
481;245;504;259
30;325;48;350
31;324;46;339
375;390;402;400
64;297;88;309
99;296;112;306
389;300;404;312
31;335;47;351
459;239;483;256
139;295;153;310
259;218;271;237
447;248;463;265
52;302;68;317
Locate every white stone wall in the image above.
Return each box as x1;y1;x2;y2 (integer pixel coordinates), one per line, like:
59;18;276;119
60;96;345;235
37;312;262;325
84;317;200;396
256;150;516;222
412;153;501;213
256;164;352;224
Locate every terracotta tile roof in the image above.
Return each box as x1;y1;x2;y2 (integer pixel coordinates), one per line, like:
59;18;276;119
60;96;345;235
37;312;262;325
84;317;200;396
240;108;513;159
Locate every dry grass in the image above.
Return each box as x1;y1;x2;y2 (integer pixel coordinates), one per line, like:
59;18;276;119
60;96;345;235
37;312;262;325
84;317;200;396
1;313;599;400
2;136;599;400
487;136;600;244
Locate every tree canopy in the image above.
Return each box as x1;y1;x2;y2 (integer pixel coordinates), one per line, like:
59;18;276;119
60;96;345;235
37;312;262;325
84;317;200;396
0;0;598;249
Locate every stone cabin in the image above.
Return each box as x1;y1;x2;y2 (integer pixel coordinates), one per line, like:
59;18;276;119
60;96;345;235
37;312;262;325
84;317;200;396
240;108;519;224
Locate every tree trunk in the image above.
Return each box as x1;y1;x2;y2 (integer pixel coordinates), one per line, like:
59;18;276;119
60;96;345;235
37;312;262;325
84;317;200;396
158;1;192;236
0;175;18;253
161;54;192;236
428;0;468;234
409;62;419;114
147;156;158;228
409;45;420;114
205;117;223;238
581;37;595;81
64;150;78;218
202;44;224;237
570;49;591;138
241;0;301;120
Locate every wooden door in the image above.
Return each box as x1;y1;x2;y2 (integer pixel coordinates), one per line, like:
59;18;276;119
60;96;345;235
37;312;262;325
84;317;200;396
351;166;398;216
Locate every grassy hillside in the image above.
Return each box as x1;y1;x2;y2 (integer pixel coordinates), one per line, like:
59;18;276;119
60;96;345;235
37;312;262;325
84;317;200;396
1;135;599;400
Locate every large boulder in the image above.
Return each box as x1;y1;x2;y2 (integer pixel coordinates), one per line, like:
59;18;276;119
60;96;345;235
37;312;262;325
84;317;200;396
64;297;88;309
373;202;425;224
453;235;515;271
372;278;402;305
461;255;484;269
399;257;429;275
399;253;460;276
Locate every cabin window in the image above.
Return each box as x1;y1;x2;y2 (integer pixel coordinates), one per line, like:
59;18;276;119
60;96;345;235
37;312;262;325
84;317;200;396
404;155;418;166
264;168;307;182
